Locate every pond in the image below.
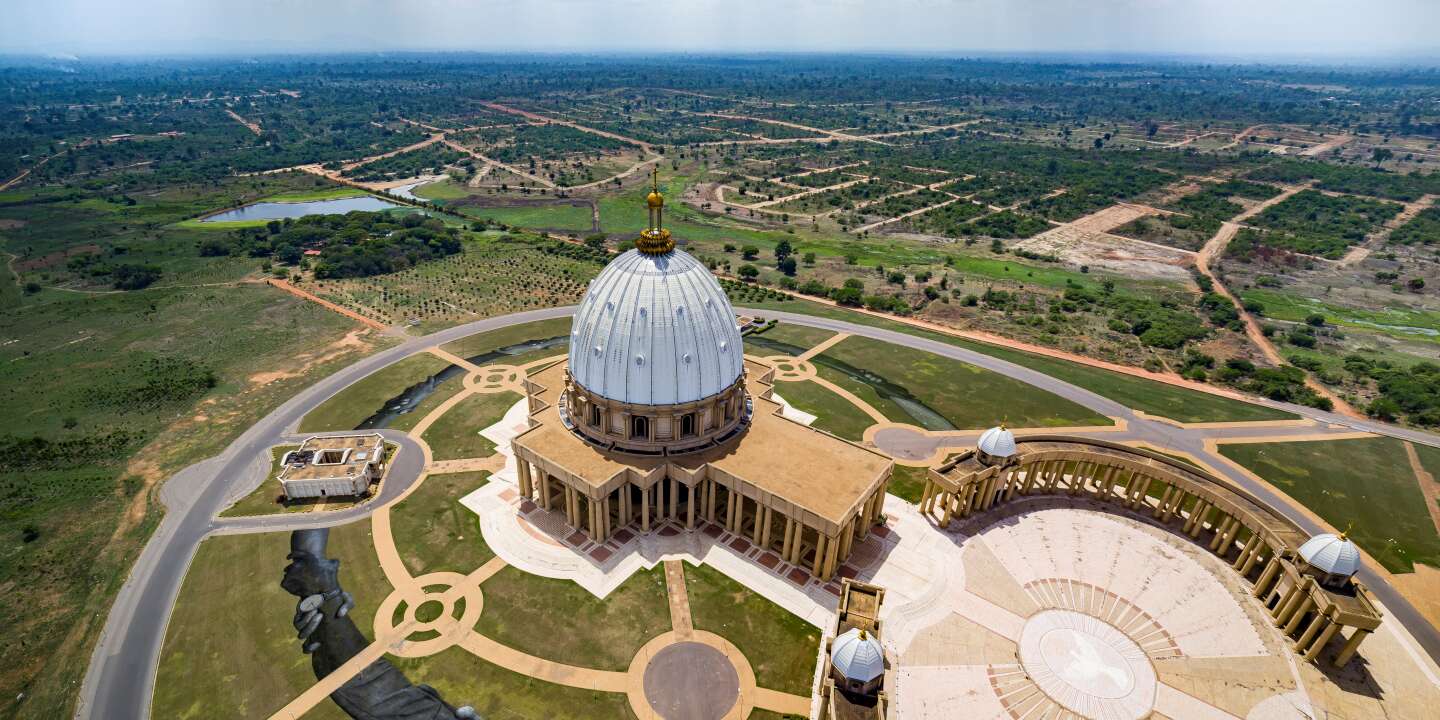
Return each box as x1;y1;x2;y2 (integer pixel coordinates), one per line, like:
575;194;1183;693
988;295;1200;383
354;335;570;430
200;195;404;223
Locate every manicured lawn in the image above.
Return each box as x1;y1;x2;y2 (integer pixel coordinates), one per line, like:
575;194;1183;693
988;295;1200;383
420;391;521;461
152;520;388;720
475;565;670;671
888;464;930;505
743;323;837;357
748;711;805;720
439;317;572;360
731;296;1294;423
771;379;876;441
299;353;452;432
816;335;1111;431
684;562;820;695
389;471;494;577
1219;436;1440;573
389;647;636;719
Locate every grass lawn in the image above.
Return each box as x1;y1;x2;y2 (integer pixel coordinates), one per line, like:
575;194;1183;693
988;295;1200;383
299;353;452;433
152;520;388;720
421;390;521;461
731;296;1294;423
771;379;876;441
744;323;837;356
439;317;573;359
389;646;636;719
265;187;368;203
816;335;1111;430
389;471;495;577
683;562;820;695
748;711;805;720
888;464;930;505
457;203;595;232
475;565;670;671
1219;436;1440;573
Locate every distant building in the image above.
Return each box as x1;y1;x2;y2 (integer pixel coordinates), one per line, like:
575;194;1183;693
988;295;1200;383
278;433;386;499
818;579;888;719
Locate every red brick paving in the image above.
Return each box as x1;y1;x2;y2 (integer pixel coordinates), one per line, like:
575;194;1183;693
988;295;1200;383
702;525;723;539
728;537;751;553
787;568;810;585
589;546;613;562
566;531;588;546
758;552;779;569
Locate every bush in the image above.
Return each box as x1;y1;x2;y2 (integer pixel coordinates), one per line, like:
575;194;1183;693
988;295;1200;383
737;264;759;280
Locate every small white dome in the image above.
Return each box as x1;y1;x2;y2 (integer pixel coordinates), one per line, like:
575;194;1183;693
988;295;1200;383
831;628;885;683
568;249;744;405
977;426;1017;458
1298;533;1361;578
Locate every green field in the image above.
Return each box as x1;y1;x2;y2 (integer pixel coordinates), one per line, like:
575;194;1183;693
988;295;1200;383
420;391;521;461
888;464;930;504
475;565;670;672
390;647;635;719
816;335;1111;430
390;471;494;577
744;324;836;356
299;353;452;433
770;379;877;441
438;316;572;360
732;298;1295;423
458;203;596;232
684;562;820;695
1240;288;1440;346
152;521;386;720
1219;436;1440;573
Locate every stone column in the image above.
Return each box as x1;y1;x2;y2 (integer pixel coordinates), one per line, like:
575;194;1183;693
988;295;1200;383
1334;628;1371;667
1154;486;1175;518
1210;516;1234;551
668;478;678;520
539;469;552;511
1184;500;1207;534
1254;557;1282;599
602;494;612;541
641;484;651;533
1234;534;1262;571
1131;476;1153;509
759;505;772;548
823;531;841;581
707;479;718;523
1272;585;1301;625
1296;613;1329;654
781;516;796;561
687;485;697;530
940;491;955;528
812;534;828;577
751;502;765;545
518;460;532;499
1284;596;1315;635
839;519;853;561
1304;618;1342;662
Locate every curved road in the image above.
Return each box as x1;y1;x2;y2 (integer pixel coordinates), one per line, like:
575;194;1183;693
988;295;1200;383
77;306;1440;720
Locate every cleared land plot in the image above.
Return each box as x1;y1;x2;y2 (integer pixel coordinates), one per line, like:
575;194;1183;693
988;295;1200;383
1245;190;1404;259
814;335;1112;430
299;354;452;432
475;565;670;671
390;647;636;719
311;239;599;330
390;471;494;577
421;391;521;461
152;521;385;720
1219;436;1440;573
684;562;820;695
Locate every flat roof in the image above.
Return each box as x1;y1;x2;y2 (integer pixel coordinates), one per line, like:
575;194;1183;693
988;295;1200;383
514;359;892;532
279;433;384;482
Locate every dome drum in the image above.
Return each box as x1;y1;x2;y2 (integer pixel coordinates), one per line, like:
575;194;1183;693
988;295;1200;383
561;371;751;455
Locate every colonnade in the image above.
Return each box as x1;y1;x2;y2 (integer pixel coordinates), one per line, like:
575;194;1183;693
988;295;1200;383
920;438;1383;668
515;455;888;583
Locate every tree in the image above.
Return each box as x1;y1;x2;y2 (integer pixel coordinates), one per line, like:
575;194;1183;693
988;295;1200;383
803;252;816;265
778;257;797;276
737;264;759;280
1409;277;1426;292
741;245;759;260
1371;148;1394;166
831;286;863;306
1305;313;1326;326
774;239;793;260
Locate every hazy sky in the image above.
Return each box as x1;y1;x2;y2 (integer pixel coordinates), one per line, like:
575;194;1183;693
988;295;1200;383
3;0;1437;61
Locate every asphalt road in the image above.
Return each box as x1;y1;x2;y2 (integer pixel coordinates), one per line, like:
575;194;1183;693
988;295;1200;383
76;305;1440;720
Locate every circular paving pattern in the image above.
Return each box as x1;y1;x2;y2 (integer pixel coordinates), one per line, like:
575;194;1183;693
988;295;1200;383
642;641;741;720
1018;610;1157;720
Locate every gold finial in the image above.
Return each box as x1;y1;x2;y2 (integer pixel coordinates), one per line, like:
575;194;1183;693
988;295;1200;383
1339;522;1354;541
637;167;674;254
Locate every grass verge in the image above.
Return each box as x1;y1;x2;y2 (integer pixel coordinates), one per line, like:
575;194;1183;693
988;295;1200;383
683;562;820;695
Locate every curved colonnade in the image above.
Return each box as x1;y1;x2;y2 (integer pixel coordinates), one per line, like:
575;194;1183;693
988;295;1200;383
919;436;1384;668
